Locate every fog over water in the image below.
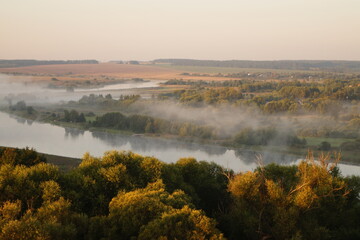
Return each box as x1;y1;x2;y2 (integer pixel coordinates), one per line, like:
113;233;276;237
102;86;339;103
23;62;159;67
0;74;359;176
0;111;358;176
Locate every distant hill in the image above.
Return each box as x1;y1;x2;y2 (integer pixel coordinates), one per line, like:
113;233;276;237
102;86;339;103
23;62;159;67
0;59;99;68
154;59;360;72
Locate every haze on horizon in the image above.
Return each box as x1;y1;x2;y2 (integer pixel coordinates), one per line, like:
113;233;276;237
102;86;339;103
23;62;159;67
1;0;360;61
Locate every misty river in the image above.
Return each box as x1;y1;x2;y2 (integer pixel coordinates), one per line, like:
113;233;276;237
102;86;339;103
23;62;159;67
0;111;359;176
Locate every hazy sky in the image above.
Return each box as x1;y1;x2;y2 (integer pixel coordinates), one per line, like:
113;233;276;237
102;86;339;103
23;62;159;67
1;0;360;61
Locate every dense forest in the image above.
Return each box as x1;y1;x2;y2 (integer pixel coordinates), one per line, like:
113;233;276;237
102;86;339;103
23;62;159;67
0;147;359;240
0;60;99;68
154;59;360;72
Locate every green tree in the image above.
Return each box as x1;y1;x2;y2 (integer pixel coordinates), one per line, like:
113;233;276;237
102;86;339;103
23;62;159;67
103;180;191;239
138;205;225;240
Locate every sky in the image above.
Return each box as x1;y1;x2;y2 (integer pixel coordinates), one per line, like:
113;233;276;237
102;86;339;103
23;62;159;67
1;0;360;61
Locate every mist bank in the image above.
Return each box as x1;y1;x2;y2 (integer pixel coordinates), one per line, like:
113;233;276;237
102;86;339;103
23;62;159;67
1;71;359;163
5;97;360;165
0;111;359;177
3;84;358;163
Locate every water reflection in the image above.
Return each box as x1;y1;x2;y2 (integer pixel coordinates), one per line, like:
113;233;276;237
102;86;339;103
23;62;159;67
0;111;358;176
91;131;228;157
9;114;34;126
26;119;33;126
235;149;300;165
16;117;26;124
65;128;85;140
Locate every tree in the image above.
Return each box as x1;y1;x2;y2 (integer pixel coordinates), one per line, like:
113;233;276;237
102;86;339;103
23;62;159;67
162;158;231;216
138;206;225;240
224;153;349;240
0;198;88;240
103;180;192;239
319;141;331;151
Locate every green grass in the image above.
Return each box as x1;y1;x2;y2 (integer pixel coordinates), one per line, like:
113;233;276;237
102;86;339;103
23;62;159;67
85;116;97;122
305;137;355;148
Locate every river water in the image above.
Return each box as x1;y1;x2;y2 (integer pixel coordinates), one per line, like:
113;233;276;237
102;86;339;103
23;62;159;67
0;111;358;175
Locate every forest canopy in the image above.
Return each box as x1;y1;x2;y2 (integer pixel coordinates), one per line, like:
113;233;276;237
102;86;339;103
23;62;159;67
0;147;359;240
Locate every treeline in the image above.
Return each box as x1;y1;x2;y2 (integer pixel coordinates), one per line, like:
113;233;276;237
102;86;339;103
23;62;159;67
92;112;214;139
0;59;99;68
171;88;244;106
0;147;359;239
8;100;35;115
165;79;360;97
165;79;279;89
165;79;285;89
166;80;360;114
57;109;313;147
68;94;140;108
233;127;306;147
154;59;360;71
63;110;86;123
172;71;360;81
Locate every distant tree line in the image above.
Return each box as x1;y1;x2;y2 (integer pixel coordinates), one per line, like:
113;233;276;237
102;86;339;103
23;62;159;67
92;112;214;139
0;59;99;68
63;110;86;123
171;71;360;81
68;94;140;108
8;101;35;115
165;80;360;116
233;127;307;147
166;88;243;106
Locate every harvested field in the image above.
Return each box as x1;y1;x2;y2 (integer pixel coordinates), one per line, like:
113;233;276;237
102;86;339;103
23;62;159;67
0;63;238;82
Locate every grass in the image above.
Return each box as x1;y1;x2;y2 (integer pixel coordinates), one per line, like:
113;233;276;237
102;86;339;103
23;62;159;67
85;116;97;122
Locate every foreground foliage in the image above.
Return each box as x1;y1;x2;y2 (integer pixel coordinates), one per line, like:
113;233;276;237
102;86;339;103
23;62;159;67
0;147;359;240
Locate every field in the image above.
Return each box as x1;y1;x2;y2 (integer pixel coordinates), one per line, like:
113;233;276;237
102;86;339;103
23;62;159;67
0;63;236;83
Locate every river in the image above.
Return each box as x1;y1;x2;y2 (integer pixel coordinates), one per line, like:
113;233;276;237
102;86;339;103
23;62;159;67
0;111;358;175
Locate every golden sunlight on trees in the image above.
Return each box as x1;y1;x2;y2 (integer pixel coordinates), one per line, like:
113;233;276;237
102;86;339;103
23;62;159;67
226;153;350;240
0;147;360;240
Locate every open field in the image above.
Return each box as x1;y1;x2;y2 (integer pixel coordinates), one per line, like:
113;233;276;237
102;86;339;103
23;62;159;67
0;63;236;82
0;63;177;78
